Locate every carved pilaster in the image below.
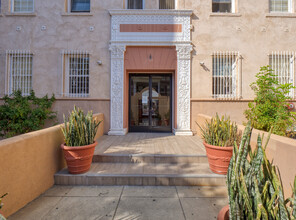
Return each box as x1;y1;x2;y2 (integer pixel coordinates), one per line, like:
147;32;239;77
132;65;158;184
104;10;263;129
108;45;127;135
174;44;193;135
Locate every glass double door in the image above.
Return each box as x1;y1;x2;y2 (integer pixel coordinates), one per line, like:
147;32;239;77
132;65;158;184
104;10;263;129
129;74;172;132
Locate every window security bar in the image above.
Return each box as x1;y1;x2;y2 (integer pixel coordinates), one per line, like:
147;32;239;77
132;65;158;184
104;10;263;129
270;51;295;97
212;51;240;99
5;50;33;96
61;50;90;98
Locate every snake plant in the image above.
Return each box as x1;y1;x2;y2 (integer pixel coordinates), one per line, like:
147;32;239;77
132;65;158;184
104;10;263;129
61;106;102;147
196;114;241;147
227;122;296;219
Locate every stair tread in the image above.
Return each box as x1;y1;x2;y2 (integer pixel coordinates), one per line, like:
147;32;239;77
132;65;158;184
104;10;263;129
55;162;225;177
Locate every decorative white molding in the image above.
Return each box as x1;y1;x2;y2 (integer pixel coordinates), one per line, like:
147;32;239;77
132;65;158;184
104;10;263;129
108;44;126;136
108;10;193;136
175;44;193;135
109;10;192;43
109;9;193;16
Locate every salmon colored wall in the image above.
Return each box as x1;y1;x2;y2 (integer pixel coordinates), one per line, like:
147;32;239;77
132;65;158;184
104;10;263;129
123;46;177;130
0;113;104;217
196;114;296;198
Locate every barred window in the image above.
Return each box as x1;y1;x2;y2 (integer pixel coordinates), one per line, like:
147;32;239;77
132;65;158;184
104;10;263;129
212;52;239;99
212;0;235;13
159;0;175;9
270;0;291;12
62;51;89;97
127;0;143;9
269;52;295;96
71;0;90;12
12;0;34;13
6;50;33;96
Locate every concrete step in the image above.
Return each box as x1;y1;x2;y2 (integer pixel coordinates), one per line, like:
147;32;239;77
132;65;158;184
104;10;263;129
54;162;226;186
92;154;208;164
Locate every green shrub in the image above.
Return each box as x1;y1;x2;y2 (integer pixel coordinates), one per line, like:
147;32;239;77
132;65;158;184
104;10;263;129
244;66;296;136
0;193;7;220
196;114;241;147
0;90;56;138
61;106;102;147
227;122;296;219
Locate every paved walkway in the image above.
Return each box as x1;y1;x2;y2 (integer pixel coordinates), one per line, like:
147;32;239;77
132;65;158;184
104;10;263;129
94;133;206;156
8;185;228;220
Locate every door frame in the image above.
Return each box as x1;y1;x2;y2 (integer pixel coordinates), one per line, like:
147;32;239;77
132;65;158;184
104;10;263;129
128;73;173;133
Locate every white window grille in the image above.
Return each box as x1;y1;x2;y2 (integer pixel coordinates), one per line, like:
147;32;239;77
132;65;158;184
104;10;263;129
212;51;240;99
61;50;90;97
5;50;33;96
270;0;291;12
127;0;144;9
269;52;295;97
159;0;175;9
12;0;34;13
212;0;235;13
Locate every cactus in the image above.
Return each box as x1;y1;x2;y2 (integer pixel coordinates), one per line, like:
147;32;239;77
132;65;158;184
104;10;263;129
227;122;296;219
61;106;102;147
196;114;241;147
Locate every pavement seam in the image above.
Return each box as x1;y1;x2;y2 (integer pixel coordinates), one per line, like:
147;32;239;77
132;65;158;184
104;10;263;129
112;186;124;220
175;186;187;220
41;196;64;220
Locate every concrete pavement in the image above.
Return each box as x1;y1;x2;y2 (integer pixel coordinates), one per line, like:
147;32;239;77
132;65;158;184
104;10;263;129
8;186;228;220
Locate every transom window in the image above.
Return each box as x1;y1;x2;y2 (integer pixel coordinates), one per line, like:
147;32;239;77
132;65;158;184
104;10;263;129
127;0;143;9
159;0;175;9
12;0;34;13
212;0;235;13
270;0;291;12
269;52;295;97
71;0;90;12
212;52;239;99
62;51;90;97
6;50;33;96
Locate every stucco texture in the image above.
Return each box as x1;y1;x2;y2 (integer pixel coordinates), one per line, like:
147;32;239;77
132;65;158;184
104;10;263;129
1;0;296;128
0;113;104;217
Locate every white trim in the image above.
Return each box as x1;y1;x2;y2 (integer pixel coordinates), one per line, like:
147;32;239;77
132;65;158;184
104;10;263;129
231;0;235;13
109;9;192;15
109;10;192;135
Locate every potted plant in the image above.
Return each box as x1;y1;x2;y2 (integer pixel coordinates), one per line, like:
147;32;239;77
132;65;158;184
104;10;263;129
61;106;102;174
220;122;296;219
0;193;8;220
196;114;241;175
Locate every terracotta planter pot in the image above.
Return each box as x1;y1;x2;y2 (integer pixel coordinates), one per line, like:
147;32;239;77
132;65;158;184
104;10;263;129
61;141;97;174
203;142;233;175
217;205;229;220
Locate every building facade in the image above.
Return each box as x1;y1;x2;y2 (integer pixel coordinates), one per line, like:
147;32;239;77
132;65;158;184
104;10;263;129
0;0;295;135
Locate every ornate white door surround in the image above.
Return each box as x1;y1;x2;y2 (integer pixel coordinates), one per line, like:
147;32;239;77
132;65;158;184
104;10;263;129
108;10;193;136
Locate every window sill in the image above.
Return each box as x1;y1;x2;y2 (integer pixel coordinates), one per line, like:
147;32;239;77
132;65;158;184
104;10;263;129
61;12;93;16
266;13;296;18
5;12;37;17
210;13;242;17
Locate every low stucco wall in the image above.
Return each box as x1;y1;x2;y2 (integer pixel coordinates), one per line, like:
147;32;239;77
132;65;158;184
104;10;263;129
0;113;104;217
195;114;296;198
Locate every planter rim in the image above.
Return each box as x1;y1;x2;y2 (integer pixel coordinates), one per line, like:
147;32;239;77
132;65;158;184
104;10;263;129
61;141;97;151
203;141;233;150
